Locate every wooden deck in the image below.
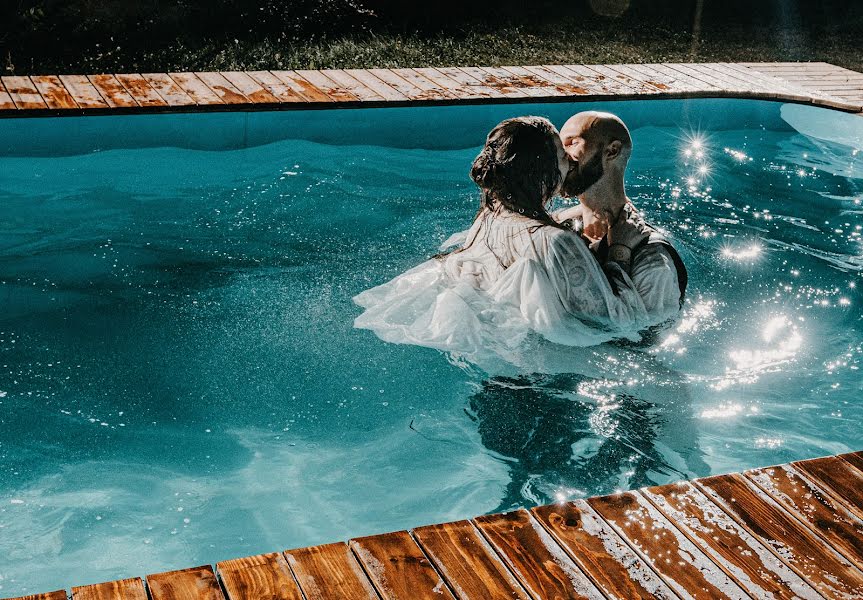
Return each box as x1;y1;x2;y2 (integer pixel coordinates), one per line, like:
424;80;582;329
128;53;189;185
6;450;863;600
1;62;862;116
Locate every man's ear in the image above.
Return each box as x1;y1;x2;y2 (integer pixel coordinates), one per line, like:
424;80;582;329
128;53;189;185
605;140;623;161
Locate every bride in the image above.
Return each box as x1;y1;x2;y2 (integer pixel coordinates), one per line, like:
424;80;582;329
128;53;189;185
353;116;652;363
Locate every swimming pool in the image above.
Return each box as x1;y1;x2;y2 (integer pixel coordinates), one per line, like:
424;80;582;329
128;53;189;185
0;98;861;595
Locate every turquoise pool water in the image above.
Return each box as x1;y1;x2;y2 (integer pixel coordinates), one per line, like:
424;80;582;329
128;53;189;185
0;99;861;594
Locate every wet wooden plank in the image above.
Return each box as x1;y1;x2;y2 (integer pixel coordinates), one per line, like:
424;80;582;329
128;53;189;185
169;73;224;105
360;69;424;100
696;472;863;599
148;566;225;600
520;65;591;95
664;64;751;93
346;69;410;101
458;67;527;98
498;66;567;97
588;64;658;94
0;79;15;110
642;482;820;600
389;69;455;100
746;464;863;567
641;63;722;91
142;73;195;106
473;509;604;600
72;578;147;600
543;65;619;96
194;72;248;104
114;74;168;107
246;71;311;103
270;71;333;102
295;70;359;102
284;542;377;600
794;454;863;521
842;451;863;473
88;74;138;107
428;67;501;98
1;76;47;109
350;530;454;600
608;64;680;92
323;69;386;101
217;553;303;600
413;519;529;600
5;591;68;600
532;501;676;600
587;492;746;599
58;74;109;108
220;72;279;103
30;75;78;109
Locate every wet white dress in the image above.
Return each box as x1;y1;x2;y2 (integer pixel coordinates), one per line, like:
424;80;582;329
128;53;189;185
353;210;660;360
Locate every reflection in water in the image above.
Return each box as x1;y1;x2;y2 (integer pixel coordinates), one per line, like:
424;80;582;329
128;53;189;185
467;362;707;512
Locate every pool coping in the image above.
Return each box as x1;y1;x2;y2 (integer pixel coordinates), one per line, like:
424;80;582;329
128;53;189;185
5;451;863;600
1;62;862;118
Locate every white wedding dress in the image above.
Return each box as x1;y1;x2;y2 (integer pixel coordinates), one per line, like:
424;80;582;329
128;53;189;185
354;210;664;362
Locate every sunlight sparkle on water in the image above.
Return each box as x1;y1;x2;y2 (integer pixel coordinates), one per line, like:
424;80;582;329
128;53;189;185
721;243;762;261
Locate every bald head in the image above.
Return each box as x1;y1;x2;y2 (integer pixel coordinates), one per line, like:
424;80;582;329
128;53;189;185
561;111;632;167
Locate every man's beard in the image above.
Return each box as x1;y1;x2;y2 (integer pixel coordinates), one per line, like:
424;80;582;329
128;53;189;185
562;151;604;197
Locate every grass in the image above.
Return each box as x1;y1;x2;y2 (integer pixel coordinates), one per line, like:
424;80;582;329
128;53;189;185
6;16;863;75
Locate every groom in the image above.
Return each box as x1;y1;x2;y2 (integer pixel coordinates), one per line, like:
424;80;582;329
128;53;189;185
557;111;687;316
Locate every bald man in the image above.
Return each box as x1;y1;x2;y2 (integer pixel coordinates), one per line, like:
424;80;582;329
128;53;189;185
556;111;687;317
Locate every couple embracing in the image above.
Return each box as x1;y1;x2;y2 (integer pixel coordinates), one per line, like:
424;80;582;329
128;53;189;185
354;112;687;361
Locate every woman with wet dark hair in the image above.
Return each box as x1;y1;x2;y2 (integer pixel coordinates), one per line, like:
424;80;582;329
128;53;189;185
354;116;649;362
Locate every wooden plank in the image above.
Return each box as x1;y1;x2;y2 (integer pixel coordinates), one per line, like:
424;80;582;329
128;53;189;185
194;72;248;104
457;67;527;98
413;519;530;600
498;66;567;97
270;71;333;102
623;64;701;91
794;454;863;521
520;65;591;95
168;73;224;105
746;464;863;567
58;74;109;108
586;64;658;94
5;591;68;600
543;65;619;96
0;79;15;110
389;69;456;100
1;76;47;109
30;75;78;109
72;578;147;600
696;472;863;599
88;74;138;108
217;553;303;600
607;64;681;92
350;530;455;600
642;483;820;600
661;64;750;93
220;72;279;103
587;492;746;599
842;451;863;473
345;69;409;102
428;67;501;98
322;69;386;101
360;69;424;100
640;63;722;91
284;542;378;600
141;74;195;106
148;566;225;600
112;74;169;107
246;71;308;103
532;501;676;600
295;70;359;102
473;509;604;600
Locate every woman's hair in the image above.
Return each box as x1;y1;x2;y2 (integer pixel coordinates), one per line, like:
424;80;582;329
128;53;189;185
469;116;566;230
